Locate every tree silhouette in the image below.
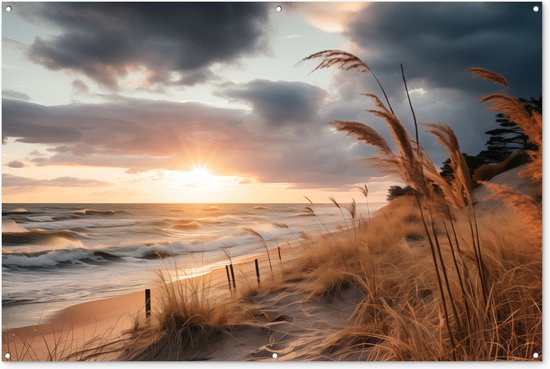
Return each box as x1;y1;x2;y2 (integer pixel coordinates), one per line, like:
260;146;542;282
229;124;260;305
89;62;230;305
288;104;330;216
386;185;415;201
440;96;541;178
477;97;541;163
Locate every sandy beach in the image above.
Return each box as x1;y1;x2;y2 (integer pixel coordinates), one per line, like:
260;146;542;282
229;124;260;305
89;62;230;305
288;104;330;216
2;241;300;361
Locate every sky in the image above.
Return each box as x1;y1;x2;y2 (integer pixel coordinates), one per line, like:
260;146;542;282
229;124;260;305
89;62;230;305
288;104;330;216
1;2;542;203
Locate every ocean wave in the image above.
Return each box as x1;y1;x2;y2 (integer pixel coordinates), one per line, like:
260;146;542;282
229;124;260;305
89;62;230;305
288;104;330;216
197;214;252;224
183;225;298;253
73;209;116;216
155;215;248;229
2;208;30;215
3;297;36;306
242;224;297;242
172;220;201;231
138;249;173;259
2;229;84;246
1;245;175;268
26;216;55;222
253;206;267;210
52;214;84;221
2;220;28;233
3;249;111;268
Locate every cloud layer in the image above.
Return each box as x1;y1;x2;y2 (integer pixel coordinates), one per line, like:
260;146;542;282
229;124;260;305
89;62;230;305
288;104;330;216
3;3;542;196
6;161;25;169
322;2;542;161
3;92;377;189
346;2;541;94
3;174;107;188
219;79;327;125
24;3;270;89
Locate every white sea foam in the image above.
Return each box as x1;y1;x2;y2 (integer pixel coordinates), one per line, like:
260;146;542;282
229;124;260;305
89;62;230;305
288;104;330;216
3;249;94;267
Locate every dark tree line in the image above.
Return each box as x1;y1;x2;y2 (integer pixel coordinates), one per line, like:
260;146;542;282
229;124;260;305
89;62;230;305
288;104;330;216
476;97;541;164
438;96;541;183
387;185;415;201
387;96;541;200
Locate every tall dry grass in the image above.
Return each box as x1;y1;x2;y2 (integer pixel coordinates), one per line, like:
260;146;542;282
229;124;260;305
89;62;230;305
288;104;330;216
117;272;261;360
298;50;542;360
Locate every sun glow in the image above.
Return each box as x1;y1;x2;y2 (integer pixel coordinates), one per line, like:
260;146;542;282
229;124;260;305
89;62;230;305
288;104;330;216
188;166;214;185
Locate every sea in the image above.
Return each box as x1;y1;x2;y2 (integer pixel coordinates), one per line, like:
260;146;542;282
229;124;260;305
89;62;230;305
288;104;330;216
2;202;383;329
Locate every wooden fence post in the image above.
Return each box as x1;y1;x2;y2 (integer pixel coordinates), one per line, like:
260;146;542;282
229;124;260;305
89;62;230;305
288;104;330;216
225;265;232;290
229;263;236;289
255;258;260;284
145;288;151;318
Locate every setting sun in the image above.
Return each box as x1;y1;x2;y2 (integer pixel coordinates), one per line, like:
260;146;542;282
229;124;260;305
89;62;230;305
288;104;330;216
189;166;213;185
172;166;219;188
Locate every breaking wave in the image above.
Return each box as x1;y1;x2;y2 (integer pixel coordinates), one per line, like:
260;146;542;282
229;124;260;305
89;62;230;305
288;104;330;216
3;229;85;246
72;209;117;216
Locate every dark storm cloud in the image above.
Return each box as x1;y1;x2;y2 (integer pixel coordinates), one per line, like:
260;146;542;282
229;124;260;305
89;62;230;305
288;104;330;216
6;161;25;168
316;2;542;162
219;79;328;125
2;97;377;189
346;2;541;95
24;3;270;89
3;99;83;143
3;174;108;188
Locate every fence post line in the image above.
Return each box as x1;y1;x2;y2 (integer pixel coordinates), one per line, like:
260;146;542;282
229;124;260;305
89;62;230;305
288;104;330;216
225;265;232;290
145;288;151;318
229;263;236;289
255;258;260;284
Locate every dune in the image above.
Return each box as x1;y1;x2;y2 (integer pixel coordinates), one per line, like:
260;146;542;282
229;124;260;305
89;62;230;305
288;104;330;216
474;164;536;202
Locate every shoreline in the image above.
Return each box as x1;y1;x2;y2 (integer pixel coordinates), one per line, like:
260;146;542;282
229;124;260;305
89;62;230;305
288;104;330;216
2;239;301;361
2;202;383;332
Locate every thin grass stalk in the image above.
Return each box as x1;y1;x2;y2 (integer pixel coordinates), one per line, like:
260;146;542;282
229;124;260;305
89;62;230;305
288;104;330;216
446;209;462;255
467;216;487;307
429;214;463;334
369;260;380;324
471;206;487;292
329;196;352;240
414;193;457;359
243;228;274;275
314;212;332;235
19;327;39;360
336;202;351;233
371;71;395;115
303;50;395;114
304;197;332;235
445;209;477;306
348;199;358;244
401;64;420;149
358;185;371;221
442;220;472;332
